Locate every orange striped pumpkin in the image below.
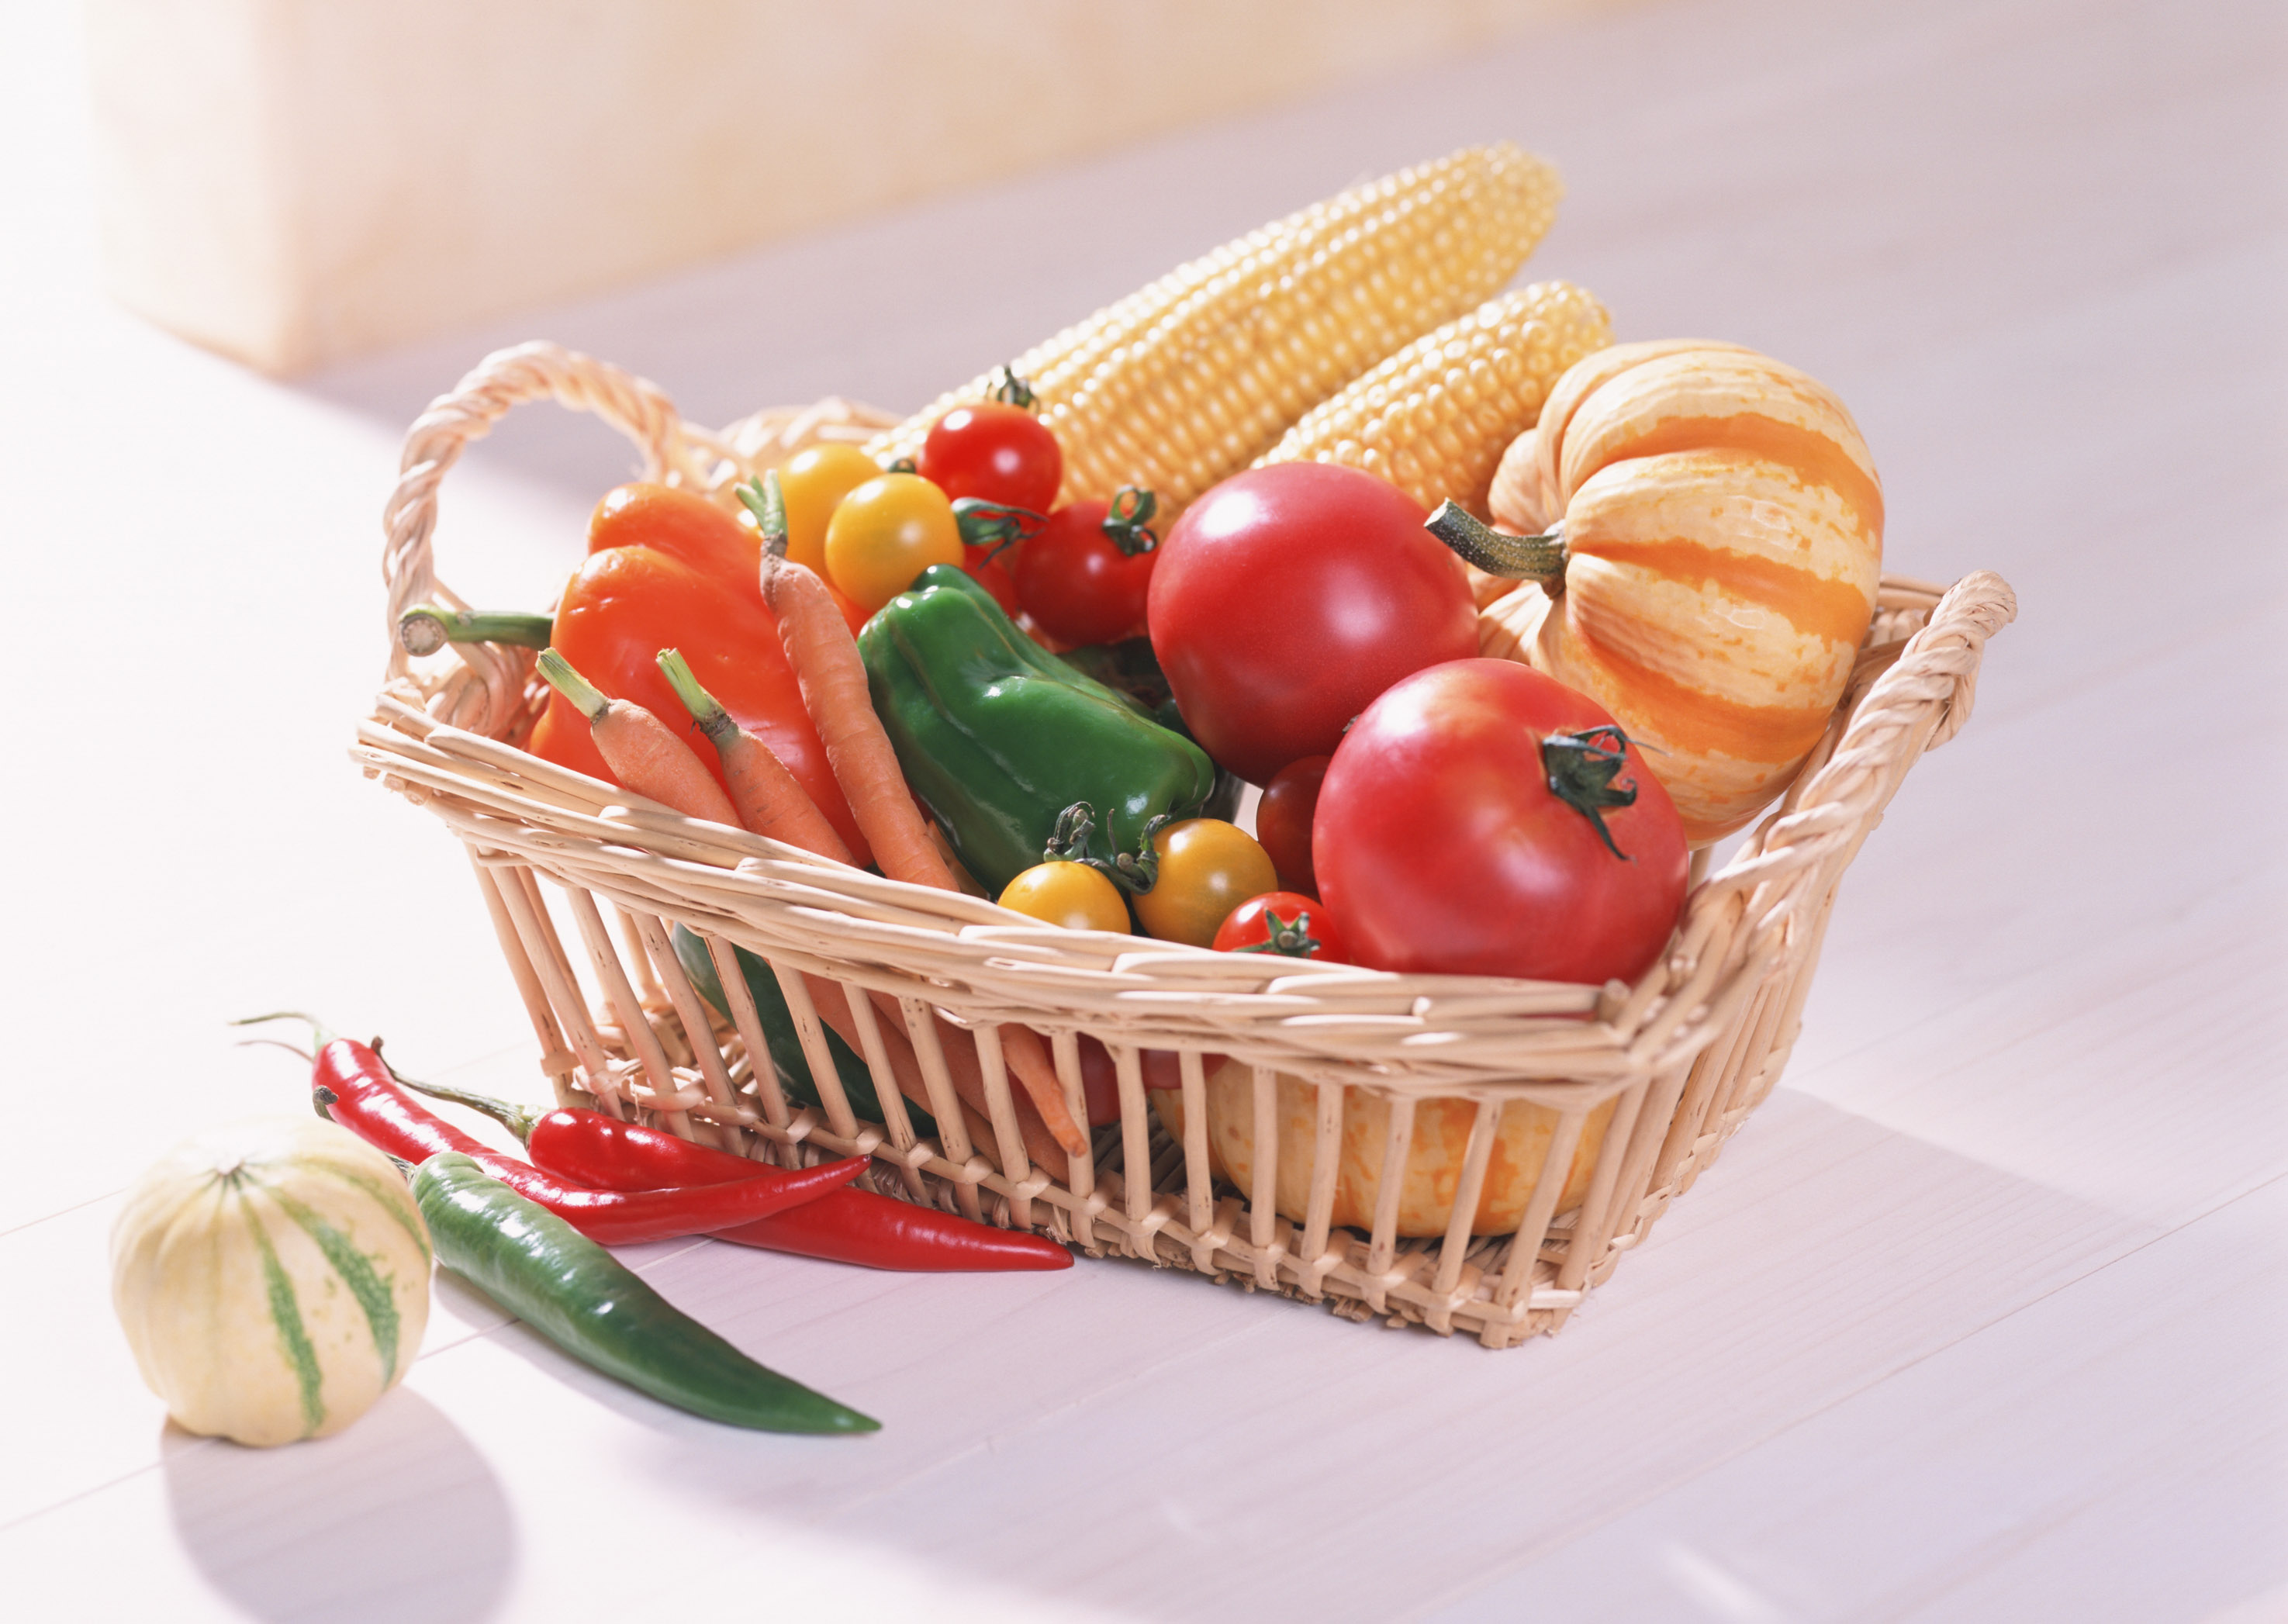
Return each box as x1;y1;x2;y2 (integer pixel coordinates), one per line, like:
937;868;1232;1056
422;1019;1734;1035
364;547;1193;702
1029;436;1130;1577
1477;340;1884;843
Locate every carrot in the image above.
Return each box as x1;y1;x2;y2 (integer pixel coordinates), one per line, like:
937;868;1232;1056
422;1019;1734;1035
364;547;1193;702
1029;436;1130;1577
744;475;958;892
536;648;741;828
656;648;855;862
742;473;1090;1156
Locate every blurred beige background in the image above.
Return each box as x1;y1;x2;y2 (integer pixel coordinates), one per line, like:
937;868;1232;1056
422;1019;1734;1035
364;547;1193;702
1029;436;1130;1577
87;0;1608;373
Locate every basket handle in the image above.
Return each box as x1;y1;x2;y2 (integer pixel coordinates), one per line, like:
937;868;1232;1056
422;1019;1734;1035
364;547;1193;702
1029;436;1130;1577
1685;568;2018;966
379;341;692;724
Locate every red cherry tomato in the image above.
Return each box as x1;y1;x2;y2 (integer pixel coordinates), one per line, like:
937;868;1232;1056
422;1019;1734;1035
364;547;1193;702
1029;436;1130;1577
1212;891;1346;962
1147;463;1477;785
918;402;1063;513
1014;498;1160;644
1314;659;1688;984
1254;755;1329;897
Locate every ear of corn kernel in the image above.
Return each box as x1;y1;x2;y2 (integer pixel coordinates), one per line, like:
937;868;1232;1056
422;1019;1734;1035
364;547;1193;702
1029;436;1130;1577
867;143;1563;520
1254;281;1613;518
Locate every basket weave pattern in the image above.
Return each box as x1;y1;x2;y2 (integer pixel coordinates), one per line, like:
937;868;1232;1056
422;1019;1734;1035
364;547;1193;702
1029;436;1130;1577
361;342;2016;1346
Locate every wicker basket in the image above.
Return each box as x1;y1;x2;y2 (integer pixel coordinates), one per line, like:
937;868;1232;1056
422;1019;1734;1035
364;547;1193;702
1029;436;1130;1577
359;341;2016;1348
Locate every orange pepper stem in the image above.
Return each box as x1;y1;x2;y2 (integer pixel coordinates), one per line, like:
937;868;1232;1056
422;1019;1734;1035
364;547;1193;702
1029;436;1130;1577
1425;499;1567;589
535;648;610;722
398;606;555;657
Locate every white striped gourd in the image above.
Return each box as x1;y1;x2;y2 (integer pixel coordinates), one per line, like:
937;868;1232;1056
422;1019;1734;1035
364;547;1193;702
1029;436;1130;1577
1474;340;1885;843
867;143;1563;521
111;1118;432;1446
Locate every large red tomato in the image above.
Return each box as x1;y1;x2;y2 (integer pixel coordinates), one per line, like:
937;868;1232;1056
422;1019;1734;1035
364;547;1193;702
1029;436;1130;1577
1314;660;1688;984
1146;464;1476;785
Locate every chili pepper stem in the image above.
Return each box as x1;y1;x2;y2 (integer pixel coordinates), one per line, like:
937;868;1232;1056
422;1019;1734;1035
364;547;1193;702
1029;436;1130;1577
382;1071;542;1143
398;606;555;658
534;648;611;722
230;1011;340;1049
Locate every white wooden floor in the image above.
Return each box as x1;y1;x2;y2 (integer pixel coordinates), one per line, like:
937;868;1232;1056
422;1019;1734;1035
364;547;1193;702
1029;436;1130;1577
2;0;2282;1619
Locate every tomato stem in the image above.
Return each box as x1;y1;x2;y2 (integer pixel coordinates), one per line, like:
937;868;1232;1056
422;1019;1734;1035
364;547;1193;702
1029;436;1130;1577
1232;907;1322;957
1101;487;1160;557
398;606;555;657
987;366;1038;410
1045;800;1166;895
952;497;1047;560
1424;500;1567;588
1543;724;1640;859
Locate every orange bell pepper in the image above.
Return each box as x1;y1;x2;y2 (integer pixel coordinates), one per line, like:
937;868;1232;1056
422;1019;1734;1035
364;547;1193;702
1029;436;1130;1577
528;485;873;865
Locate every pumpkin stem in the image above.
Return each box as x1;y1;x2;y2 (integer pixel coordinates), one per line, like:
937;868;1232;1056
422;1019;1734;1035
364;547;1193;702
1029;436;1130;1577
1543;725;1640;860
1425;500;1567;589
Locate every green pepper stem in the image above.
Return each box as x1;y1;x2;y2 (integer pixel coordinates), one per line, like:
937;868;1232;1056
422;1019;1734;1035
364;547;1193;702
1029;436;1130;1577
1425;500;1567;586
736;472;790;560
398;606;555;658
655;648;736;747
534;648;610;722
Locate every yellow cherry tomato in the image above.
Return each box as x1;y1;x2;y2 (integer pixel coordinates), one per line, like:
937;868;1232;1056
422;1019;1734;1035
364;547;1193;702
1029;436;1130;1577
1132;819;1278;947
770;443;882;575
824;473;963;612
997;862;1132;934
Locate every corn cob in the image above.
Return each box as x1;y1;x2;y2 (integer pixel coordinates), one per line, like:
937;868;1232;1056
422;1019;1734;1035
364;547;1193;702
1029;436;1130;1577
1254;280;1612;517
866;143;1563;519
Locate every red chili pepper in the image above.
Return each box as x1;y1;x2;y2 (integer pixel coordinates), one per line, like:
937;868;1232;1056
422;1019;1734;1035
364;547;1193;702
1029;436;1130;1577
244;1018;868;1247
398;1075;1072;1274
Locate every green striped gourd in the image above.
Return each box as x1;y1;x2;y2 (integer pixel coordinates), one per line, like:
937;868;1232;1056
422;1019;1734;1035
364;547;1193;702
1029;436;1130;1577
111;1118;433;1446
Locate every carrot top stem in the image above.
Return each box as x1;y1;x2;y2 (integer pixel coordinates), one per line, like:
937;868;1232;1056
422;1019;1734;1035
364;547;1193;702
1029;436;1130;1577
655;648;736;746
535;648;610;722
736;472;790;558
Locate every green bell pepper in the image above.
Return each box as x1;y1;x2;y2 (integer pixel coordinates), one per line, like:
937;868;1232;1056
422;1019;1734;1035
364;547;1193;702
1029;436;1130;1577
859;565;1220;896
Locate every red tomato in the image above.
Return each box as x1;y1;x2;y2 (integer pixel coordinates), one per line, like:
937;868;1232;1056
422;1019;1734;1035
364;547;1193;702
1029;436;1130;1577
918;402;1063;513
1014;499;1160;644
1212;891;1346;962
962;543;1022;617
1314;660;1688;984
1146;463;1477;785
1254;755;1329;897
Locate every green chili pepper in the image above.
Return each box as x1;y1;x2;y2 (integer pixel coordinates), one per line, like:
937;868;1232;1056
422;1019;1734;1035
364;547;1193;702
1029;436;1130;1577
410;1153;879;1434
669;924;936;1137
860;565;1220;895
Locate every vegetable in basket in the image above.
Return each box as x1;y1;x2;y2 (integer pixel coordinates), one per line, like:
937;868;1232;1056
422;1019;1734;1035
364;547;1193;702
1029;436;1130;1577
390;1076;1068;1274
537;648;743;828
1147;461;1478;786
112;1116;432;1446
1312;661;1688;984
238;1015;866;1246
669;924;938;1138
1013;486;1161;647
525;483;872;862
1453;339;1885;843
859;563;1218;897
413;1153;878;1433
